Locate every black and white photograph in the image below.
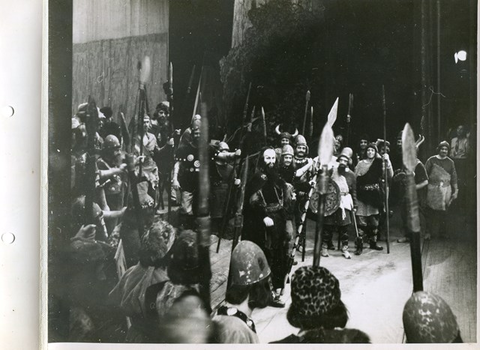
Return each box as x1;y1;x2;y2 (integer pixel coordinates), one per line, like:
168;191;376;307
46;0;477;345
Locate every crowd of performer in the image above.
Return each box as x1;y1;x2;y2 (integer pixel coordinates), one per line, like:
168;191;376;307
50;98;473;344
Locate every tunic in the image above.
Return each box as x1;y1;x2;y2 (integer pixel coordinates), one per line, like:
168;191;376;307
425;155;458;211
355;157;384;217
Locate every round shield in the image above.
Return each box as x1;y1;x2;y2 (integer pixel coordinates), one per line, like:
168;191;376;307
309;179;341;216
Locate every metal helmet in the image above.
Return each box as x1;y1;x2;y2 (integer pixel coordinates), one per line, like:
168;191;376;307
337;147;353;162
191;118;201;132
295;134;307;147
281;144;294;157
217;141;230;152
103;135;121;150
230;241;270;286
403;291;460;343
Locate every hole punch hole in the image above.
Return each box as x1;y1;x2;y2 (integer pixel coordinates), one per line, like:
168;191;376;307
1;232;16;245
1;105;15;118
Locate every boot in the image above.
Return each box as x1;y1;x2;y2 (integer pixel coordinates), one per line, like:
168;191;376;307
370;241;384;250
354;237;363;255
327;239;336;250
269;290;285;308
369;231;383;250
342;246;351;259
321;243;329;257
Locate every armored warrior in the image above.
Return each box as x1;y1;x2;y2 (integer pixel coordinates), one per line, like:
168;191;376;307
321;147;357;259
243;147;294;308
97;135;127;211
278;144;295;185
354;143;391;254
292;135;314;247
209;141;240;228
424;141;458;239
292;135;314;197
172;118;202;227
274;125;298;159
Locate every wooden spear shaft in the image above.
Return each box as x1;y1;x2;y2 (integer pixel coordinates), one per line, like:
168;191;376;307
313;165;328;267
302;90;311;136
405;172;423;292
382;85;390;253
196;102;212;311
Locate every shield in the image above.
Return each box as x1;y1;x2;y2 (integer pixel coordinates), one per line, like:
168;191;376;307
309;179;341;216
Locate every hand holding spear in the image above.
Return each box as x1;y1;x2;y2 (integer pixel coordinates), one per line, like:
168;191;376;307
402;123;424;292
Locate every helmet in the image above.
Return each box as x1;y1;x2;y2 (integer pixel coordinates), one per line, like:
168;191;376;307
103;135;121;150
156;101;170;112
71;196;103;234
230;241;270;286
216;141;230;152
295;134;307;147
281;144;294;156
294;135;309;155
191;118;201;132
403;291;460;343
337;147;353;162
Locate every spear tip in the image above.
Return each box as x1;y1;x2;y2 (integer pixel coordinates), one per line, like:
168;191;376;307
402;123;417;172
318;123;334;165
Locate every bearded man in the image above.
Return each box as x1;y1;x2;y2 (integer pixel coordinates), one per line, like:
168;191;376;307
278;144;295;184
291;135;316;251
243;147;294;308
321;147;357;259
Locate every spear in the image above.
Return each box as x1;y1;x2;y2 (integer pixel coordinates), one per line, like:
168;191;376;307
261;106;267;145
137;56;151;177
231;156;249;251
313;123;334;267
402;123;423;292
309;106;314;141
167;62;174;221
84;96;99;229
186;64;196;95
192;66;204;121
216;83;252;252
302;90;311;135
346;93;353;146
382;85;390;253
196;102;212;311
326;97;339;128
